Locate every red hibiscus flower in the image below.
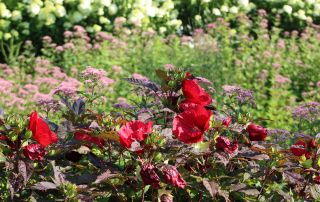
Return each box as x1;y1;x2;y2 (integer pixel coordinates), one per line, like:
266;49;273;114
246;123;267;141
222;117;232;127
23;144;47;161
179;79;212;110
290;140;311;159
173;105;212;144
162;165;186;189
140;163;160;189
215;136;238;154
314;176;320;184
74;131;105;148
28;111;58;147
309;139;317;149
118;120;152;149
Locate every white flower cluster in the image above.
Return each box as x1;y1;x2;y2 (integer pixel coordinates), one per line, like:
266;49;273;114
279;0;320;22
2;0;320;41
0;0;178;41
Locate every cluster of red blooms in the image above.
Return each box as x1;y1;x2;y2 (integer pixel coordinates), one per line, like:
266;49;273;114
1;72;319;190
290;139;317;159
114;73;274;188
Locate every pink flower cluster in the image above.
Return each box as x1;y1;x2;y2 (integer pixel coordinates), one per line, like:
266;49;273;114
81;66;115;88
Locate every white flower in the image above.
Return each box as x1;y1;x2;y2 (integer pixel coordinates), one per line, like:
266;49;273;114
43;13;56;25
99;16;110;24
230;6;239;14
283;5;293;14
167;19;182;28
93;24;102;32
156;8;167;18
220;5;229;13
29;3;41;15
55;5;66;17
53;0;64;4
11;10;22;21
296;10;307;20
78;0;92;12
163;0;174;10
212;8;221;16
147;6;156;17
195;15;202;21
306;0;316;4
238;0;249;7
108;4;117;15
101;0;111;7
98;8;104;15
159;26;167;34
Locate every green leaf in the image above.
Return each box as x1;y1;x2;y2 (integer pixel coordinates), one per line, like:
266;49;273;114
302;159;313;168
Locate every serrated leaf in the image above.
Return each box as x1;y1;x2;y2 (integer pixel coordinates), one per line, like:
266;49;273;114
32;182;57;191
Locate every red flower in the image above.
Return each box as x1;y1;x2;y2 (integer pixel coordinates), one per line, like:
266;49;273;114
28;111;58;147
246;123;267;141
74;132;105;148
179;79;212;110
23;144;47;161
222;117;232;127
140;163;160;189
173;105;212;144
309;139;317;149
0;135;7;141
290;140;311;158
185;72;191;79
314;176;320;184
118;121;152;149
215;136;238;154
162;165;186;189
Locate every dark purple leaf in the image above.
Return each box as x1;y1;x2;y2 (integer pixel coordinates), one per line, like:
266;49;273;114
214;152;229;166
230;183;247;192
18;160;27;186
44;119;59;133
124;78;160;92
94;170;119;184
72;98;86;115
283;171;305;185
238;189;260;196
51;161;65;186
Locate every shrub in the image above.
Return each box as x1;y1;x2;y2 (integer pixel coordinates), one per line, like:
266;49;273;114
0;69;319;201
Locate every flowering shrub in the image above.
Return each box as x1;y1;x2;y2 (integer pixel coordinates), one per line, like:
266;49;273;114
0;68;319;201
3;0;320;63
1;16;320;130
